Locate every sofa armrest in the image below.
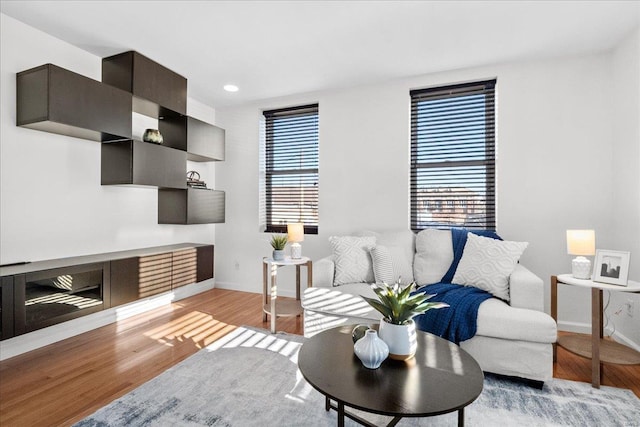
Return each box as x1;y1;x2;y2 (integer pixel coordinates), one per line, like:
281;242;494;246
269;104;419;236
509;264;544;312
312;256;335;288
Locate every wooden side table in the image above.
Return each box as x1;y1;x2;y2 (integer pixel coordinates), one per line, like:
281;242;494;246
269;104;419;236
551;274;640;388
262;257;312;333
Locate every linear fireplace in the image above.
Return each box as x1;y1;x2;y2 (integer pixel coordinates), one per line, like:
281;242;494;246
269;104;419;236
14;262;109;335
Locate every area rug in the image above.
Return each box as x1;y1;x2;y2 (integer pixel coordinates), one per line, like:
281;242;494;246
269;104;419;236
75;326;640;427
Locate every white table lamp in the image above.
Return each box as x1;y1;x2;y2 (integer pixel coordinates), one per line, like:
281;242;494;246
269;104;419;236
566;230;595;279
287;223;304;259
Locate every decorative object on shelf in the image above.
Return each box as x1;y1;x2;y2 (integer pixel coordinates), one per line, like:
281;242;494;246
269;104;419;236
287;223;304;259
270;234;288;261
592;249;631;286
566;230;596;279
351;324;370;343
354;329;389;369
143;128;163;144
186;170;207;189
362;280;449;360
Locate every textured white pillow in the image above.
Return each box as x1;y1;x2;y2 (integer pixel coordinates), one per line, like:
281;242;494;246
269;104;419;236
369;245;415;284
452;233;528;301
413;229;454;286
329;236;376;286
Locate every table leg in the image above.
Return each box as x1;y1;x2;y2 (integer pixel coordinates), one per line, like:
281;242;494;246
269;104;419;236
325;396;330;411
550;276;558;362
591;288;602;388
262;261;268;322
307;260;313;288
458;408;465;427
296;265;301;301
337;401;345;427
270;263;277;334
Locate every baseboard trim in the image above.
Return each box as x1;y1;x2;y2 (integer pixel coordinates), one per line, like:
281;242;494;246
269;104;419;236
557;320;640;352
0;279;215;361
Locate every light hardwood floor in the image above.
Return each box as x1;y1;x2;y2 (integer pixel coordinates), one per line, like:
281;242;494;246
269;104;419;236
1;288;638;426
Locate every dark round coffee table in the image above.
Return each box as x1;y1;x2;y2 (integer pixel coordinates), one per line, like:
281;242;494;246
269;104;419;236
298;325;484;427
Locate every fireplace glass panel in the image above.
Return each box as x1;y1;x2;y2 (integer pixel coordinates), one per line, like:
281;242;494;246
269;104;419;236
24;267;103;331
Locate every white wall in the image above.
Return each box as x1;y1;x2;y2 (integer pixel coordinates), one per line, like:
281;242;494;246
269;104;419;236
609;27;640;346
0;14;219;265
216;44;639;347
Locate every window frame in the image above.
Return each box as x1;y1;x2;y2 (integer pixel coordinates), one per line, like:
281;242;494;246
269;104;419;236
263;103;319;235
410;79;496;232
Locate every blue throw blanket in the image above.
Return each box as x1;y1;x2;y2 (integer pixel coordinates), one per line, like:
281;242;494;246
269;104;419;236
413;283;493;344
413;228;500;344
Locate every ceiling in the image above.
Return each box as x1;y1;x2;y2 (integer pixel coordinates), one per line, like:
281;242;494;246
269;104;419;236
2;1;639;109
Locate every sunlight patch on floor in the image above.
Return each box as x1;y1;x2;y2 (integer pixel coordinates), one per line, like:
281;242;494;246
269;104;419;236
142;310;237;348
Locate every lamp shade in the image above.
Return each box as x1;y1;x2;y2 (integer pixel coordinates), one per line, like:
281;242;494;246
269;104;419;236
566;230;595;256
287;223;304;243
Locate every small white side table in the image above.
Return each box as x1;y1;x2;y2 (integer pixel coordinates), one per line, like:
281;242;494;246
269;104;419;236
551;274;640;388
262;256;312;333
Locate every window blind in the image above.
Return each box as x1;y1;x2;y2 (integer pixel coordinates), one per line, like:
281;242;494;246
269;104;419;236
263;104;319;234
410;80;496;231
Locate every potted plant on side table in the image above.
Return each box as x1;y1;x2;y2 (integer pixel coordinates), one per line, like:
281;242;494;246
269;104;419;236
362;280;449;360
270;234;288;261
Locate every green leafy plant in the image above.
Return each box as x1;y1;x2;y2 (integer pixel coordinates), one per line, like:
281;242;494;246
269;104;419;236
362;280;449;325
270;234;288;250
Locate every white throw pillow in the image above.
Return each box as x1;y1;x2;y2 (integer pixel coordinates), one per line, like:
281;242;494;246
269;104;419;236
329;236;376;286
358;230;415;268
413;229;454;286
452;233;529;301
369;245;415;284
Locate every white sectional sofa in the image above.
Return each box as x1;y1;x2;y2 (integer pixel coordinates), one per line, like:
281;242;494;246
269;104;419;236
301;229;558;383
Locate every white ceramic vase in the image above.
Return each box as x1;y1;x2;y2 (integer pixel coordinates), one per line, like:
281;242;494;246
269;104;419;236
272;249;285;261
378;319;418;360
354;329;389;369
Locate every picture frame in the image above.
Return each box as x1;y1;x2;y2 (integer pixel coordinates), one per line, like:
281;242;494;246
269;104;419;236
592;249;630;286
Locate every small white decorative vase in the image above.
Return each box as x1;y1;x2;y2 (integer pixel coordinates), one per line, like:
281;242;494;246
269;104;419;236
378;319;417;360
354;329;389;369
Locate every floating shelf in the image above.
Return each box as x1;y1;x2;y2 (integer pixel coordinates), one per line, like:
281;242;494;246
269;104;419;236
160;116;225;162
158;188;225;224
17;64;132;142
102;51;187;117
101;140;187;189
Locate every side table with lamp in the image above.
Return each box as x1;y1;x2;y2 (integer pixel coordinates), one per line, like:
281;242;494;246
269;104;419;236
262;223;311;333
552;229;640;388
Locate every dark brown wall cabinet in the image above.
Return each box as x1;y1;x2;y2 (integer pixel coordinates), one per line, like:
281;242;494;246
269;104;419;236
17;64;132;142
16;54;226;223
0;244;213;341
1;276;15;340
110;252;172;306
102;51;187;117
173;246;214;288
101;140;187;189
158;189;225;224
159;116;226;162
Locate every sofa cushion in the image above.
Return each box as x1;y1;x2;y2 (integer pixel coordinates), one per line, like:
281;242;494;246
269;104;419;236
329;236;376;285
413;229;453;286
476;298;557;343
369;245;414;284
452;233;528;301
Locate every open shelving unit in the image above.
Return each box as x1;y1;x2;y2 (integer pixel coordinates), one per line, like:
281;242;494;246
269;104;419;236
16;50;226;223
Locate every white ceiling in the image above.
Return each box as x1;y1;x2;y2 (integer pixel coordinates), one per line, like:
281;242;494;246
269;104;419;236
2;1;639;109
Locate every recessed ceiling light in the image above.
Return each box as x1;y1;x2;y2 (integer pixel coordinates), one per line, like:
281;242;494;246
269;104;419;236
223;84;239;93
